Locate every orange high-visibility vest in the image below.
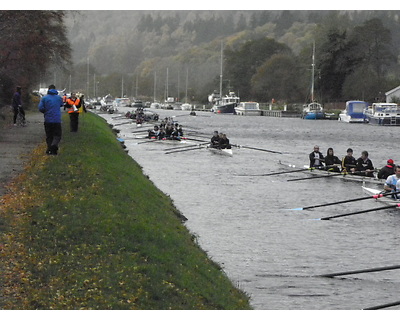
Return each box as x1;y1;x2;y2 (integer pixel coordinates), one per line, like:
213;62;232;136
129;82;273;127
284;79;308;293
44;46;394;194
66;97;81;113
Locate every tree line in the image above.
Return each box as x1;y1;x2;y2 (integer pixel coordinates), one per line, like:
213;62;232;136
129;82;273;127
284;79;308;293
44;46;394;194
222;17;398;104
2;11;400;107
0;11;71;107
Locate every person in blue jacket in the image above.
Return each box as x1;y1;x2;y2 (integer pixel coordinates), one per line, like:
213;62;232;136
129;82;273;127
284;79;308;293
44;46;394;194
38;84;63;155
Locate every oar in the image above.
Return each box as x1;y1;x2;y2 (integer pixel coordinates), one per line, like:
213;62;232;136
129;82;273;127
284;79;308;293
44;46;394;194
364;300;400;310
113;121;133;126
165;146;205;154
164;142;209;151
288;191;400;211
236;167;314;177
232;144;282;154
137;139;159;144
185;137;209;143
319;203;400;220
236;165;341;177
287;170;365;182
318;264;400;278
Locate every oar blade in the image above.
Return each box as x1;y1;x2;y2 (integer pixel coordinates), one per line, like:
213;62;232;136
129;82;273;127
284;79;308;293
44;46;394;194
286;207;304;211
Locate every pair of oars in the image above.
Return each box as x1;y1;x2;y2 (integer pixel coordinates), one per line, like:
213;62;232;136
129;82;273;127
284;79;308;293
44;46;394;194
317;264;400;309
288;191;400;220
287;170;374;182
231;144;282;154
237;165;336;177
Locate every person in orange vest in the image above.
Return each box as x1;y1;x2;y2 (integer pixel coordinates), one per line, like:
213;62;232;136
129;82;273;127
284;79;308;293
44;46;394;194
65;92;81;132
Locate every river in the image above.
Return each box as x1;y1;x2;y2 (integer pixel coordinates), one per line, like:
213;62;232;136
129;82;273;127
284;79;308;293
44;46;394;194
97;107;400;310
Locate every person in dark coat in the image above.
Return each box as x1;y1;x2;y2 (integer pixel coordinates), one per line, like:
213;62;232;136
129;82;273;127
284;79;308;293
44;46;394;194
324;147;341;172
210;131;220;148
309;145;325;168
219;133;231;149
378;159;395;179
341;148;357;173
12;86;25;125
354;150;374;177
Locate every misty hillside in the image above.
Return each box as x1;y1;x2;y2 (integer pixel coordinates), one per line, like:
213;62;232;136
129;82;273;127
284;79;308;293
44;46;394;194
65;10;400;102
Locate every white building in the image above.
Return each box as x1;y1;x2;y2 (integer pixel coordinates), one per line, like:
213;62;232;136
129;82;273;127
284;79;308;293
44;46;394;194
385;85;400;103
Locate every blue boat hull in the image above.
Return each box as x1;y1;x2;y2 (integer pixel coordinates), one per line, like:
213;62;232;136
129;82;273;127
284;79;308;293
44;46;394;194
303;112;324;120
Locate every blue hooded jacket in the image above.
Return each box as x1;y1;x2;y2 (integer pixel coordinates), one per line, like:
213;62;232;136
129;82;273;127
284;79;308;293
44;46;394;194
38;89;63;123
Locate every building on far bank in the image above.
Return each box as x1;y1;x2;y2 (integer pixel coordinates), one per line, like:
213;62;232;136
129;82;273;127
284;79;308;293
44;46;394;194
386;85;400;103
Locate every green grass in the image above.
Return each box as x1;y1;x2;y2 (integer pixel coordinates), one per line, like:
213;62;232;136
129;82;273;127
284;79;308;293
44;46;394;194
0;112;251;310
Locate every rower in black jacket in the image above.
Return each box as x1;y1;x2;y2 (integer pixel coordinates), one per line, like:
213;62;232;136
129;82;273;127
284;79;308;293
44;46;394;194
354;150;374;177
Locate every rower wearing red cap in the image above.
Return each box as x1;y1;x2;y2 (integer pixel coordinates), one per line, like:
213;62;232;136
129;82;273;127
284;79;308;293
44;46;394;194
378;159;396;179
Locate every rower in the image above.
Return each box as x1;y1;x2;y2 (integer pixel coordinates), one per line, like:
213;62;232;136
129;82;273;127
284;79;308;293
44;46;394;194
210;131;220;148
341;148;356;173
377;159;395;179
324;147;341;172
309;145;325;169
148;125;160;138
219;133;231;149
384;165;400;198
353;150;374;177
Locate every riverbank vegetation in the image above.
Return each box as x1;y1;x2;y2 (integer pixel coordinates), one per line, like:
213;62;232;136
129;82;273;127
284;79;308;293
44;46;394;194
0;112;251;309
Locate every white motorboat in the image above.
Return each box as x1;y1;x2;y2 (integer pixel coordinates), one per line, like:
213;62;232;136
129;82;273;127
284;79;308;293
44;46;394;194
364;102;400;125
235;102;261;116
338;101;368;123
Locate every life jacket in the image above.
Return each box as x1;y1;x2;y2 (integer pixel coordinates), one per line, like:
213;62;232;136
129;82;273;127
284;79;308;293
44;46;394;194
66;97;81;113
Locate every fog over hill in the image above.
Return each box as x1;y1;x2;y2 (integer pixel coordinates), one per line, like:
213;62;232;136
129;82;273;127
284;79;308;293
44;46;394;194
64;10;400;102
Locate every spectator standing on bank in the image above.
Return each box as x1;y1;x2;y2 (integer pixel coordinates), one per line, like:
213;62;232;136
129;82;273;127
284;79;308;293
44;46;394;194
65;92;81;132
38;84;63;155
12;86;26;126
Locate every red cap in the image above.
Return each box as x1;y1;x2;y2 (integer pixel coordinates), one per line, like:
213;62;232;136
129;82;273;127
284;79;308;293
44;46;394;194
387;159;394;164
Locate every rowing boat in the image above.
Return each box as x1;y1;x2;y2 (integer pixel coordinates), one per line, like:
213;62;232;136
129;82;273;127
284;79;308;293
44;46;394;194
278;161;385;184
207;145;233;157
362;186;400;204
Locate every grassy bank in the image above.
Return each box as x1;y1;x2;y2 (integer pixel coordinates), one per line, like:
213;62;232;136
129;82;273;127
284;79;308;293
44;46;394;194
0;112;251;310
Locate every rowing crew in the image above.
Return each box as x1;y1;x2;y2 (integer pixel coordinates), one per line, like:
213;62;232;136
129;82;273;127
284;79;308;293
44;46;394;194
210;131;231;149
148;123;184;140
309;146;395;179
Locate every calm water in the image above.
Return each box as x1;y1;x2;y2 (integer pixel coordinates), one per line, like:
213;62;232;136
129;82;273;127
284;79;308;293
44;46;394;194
99;108;400;310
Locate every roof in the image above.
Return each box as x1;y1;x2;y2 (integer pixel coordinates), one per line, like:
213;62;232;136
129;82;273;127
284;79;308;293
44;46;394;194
385;85;400;95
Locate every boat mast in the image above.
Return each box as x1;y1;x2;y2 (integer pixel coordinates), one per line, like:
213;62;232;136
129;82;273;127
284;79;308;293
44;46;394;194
219;41;223;98
153;71;157;102
311;41;315;102
185;67;188;104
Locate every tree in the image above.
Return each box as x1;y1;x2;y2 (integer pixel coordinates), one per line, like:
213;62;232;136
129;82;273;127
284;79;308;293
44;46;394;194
224;38;291;100
251;54;304;102
0;10;71;105
316;29;357;100
350;18;396;78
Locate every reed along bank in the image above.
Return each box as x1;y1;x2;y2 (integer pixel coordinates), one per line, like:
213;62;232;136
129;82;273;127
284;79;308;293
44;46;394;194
0;112;251;309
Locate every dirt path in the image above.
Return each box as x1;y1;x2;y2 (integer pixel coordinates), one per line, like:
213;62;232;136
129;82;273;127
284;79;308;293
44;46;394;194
0;110;45;196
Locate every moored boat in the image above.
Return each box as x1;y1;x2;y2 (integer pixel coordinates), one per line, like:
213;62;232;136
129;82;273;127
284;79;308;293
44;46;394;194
208;42;240;114
364;102;400;125
302;42;324;120
338;100;368;123
235;102;261;116
302;102;324;119
211;91;240;114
